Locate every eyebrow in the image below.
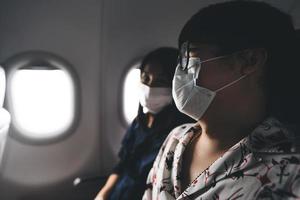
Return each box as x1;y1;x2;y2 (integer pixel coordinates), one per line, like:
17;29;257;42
141;70;166;76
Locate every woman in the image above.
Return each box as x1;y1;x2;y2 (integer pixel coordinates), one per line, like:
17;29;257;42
95;47;194;200
143;1;300;199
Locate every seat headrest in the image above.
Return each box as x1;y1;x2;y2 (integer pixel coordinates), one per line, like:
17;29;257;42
0;66;5;108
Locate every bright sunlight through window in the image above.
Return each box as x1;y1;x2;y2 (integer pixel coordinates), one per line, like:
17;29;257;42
123;68;141;124
11;69;75;140
0;67;5;107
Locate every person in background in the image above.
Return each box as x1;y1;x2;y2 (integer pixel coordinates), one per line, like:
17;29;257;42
95;47;194;200
143;1;300;199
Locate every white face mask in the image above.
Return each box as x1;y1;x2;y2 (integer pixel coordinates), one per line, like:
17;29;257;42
172;57;248;120
139;83;172;114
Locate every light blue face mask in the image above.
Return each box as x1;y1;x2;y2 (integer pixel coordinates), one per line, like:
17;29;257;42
172;57;248;121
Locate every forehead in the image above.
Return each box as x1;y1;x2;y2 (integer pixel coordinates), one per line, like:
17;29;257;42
188;42;220;55
141;62;165;76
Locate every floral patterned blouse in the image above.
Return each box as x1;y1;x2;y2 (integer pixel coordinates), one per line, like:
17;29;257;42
143;117;300;199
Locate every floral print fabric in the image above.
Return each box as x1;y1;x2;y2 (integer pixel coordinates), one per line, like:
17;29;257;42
143;118;300;199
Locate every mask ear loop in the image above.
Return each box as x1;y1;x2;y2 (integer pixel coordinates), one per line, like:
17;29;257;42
191;50;256;90
214;68;258;92
214;74;248;92
192;55;229;80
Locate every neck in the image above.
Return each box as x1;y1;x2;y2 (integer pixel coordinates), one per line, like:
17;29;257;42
145;113;155;128
197;121;251;154
197;109;266;155
197;84;268;154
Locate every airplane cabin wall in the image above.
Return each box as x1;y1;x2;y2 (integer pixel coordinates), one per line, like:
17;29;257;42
0;0;103;199
0;0;299;199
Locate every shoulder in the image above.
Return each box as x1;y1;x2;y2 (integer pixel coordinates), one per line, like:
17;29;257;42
122;118;140;140
167;123;196;141
254;153;300;199
154;123;195;158
248;117;300;154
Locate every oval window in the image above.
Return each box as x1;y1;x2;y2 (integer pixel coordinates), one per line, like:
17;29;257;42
0;67;6;107
5;51;79;142
122;67;141;124
10;68;74;139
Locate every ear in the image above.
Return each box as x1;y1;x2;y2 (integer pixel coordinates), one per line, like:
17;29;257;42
237;48;268;75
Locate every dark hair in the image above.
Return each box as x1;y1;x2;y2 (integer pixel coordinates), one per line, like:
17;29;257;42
139;47;178;81
136;47;179;123
179;1;299;124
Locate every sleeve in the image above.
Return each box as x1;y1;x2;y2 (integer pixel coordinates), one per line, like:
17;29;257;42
112;121;136;174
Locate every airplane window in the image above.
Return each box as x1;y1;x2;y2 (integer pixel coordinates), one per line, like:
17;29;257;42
10;68;75;140
4;51;79;143
122;67;141;124
0;67;5;107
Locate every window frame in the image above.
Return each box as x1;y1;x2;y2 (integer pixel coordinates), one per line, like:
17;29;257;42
3;51;81;145
118;59;142;127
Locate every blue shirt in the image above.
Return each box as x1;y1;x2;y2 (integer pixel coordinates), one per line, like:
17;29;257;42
108;104;194;200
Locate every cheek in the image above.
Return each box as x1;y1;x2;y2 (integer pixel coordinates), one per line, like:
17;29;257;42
196;72;212;89
196;66;240;91
196;66;225;91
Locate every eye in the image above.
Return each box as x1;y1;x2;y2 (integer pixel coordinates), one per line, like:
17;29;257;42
152;77;170;87
141;73;151;85
189;47;201;58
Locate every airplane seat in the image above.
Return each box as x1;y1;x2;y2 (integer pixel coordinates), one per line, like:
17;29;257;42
0;66;11;165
